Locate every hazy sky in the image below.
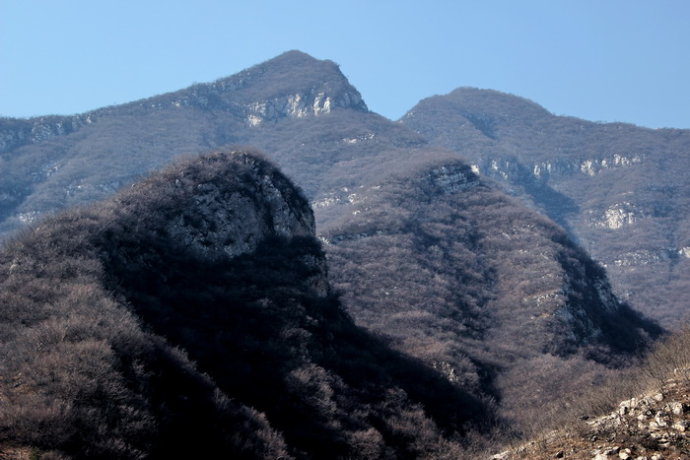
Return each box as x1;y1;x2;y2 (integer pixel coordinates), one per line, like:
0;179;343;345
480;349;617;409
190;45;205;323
2;0;689;128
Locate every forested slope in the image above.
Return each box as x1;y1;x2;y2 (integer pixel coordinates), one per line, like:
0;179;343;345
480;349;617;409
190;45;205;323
0;151;490;459
402;88;690;326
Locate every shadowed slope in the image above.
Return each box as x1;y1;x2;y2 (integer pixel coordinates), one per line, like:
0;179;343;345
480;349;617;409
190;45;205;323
0;150;491;459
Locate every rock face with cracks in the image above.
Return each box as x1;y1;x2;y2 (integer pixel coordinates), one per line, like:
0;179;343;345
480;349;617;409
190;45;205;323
155;152;314;259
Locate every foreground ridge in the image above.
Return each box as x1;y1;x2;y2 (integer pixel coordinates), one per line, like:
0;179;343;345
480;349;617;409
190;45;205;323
0;149;491;459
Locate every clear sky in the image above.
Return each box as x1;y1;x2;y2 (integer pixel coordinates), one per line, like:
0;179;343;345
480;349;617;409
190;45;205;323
1;0;689;128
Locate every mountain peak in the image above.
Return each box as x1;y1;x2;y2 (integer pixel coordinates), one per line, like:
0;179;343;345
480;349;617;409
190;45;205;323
112;150;316;259
201;50;367;122
446;87;552;119
403;87;551;128
264;49;324;65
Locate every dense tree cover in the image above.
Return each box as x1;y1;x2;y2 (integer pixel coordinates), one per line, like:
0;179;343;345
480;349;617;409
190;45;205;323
0;210;290;460
0;151;492;459
401;87;690;327
322;154;661;434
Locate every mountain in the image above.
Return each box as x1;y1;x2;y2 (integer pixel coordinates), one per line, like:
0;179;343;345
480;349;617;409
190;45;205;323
0;150;491;459
401;88;690;327
0;51;662;439
0;50;392;235
320;149;660;430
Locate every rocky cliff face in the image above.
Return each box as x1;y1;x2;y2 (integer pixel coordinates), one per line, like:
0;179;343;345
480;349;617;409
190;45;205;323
162;50;368;126
130;151;314;258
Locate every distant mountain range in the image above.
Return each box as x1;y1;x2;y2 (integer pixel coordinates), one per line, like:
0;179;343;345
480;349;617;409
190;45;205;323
0;50;684;457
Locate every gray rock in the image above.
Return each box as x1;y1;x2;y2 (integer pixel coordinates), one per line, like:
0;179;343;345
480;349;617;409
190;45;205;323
157;152;314;261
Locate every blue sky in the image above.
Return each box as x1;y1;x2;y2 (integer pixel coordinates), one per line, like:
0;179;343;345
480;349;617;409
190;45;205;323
1;0;689;128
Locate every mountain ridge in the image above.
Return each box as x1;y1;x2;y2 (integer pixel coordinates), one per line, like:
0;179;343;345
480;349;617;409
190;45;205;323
0;150;492;458
404;87;681;131
321;149;661;430
0;50;366;155
0;51;378;236
402;87;690;326
0;50;668;447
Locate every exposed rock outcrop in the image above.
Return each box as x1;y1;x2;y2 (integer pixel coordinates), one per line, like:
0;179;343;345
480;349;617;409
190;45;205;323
492;376;690;460
0;114;92;153
125;151;314;259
